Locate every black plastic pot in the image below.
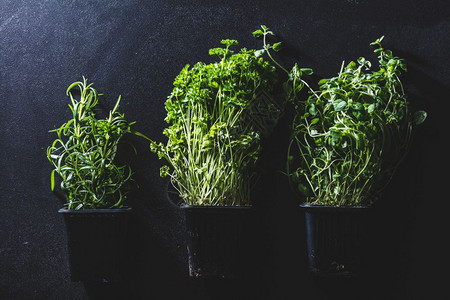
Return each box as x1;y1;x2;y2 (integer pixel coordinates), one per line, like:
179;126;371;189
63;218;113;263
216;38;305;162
182;205;253;278
58;208;131;282
300;204;371;277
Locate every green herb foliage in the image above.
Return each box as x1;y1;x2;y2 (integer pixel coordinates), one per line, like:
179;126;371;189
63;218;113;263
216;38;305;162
253;25;313;112
151;39;281;206
287;37;427;206
47;78;147;209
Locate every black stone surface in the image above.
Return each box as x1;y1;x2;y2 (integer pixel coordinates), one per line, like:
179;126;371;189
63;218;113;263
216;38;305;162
1;0;448;299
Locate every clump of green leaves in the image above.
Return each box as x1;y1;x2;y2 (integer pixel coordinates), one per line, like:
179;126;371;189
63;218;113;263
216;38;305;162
151;39;281;206
287;37;427;206
47;77;147;209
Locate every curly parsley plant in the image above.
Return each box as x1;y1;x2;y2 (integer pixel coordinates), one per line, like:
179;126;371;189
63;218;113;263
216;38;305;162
151;39;283;206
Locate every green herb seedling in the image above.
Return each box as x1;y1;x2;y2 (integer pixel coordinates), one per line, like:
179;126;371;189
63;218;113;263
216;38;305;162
287;37;427;206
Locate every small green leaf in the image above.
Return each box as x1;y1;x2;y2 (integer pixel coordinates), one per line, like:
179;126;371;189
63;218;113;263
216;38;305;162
413;110;427;125
352;111;362;120
220;39;238;47
272;42;283;52
309;104;316;115
300;68;313;76
352;103;363;110
333;99;347;111
209;81;219;89
330;131;340;143
310;118;320;125
254;49;265;58
66;81;82;96
252;29;263;37
318;78;330;86
50;169;56;191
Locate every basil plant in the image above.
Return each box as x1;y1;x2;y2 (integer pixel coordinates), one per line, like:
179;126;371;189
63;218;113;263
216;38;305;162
287;37;427;206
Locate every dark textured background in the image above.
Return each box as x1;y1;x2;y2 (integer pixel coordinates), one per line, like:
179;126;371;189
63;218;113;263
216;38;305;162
1;0;448;299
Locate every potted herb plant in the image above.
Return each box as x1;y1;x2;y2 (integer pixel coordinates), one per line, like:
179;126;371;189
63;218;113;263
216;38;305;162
150;37;284;278
286;37;427;277
46;77;148;282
